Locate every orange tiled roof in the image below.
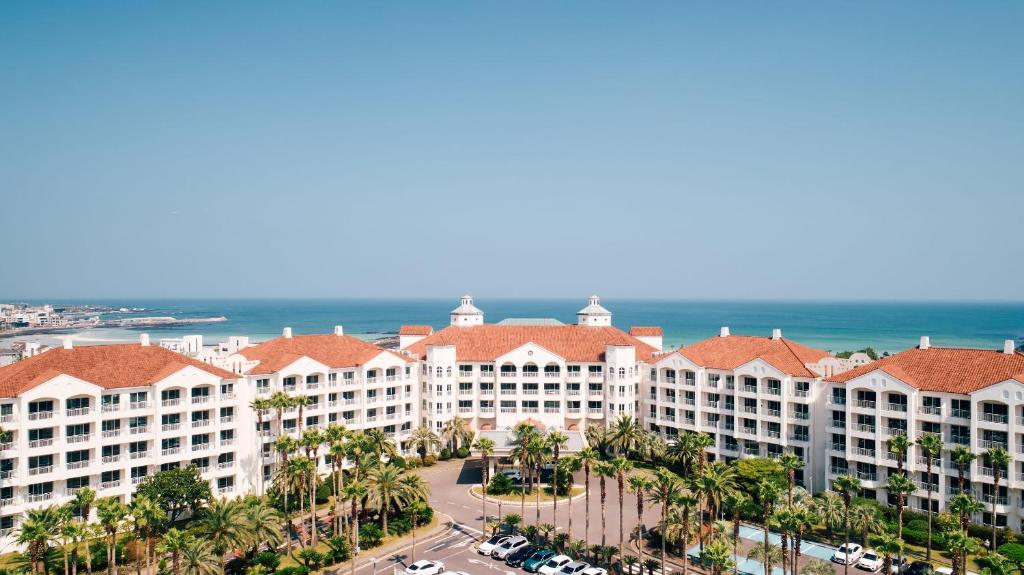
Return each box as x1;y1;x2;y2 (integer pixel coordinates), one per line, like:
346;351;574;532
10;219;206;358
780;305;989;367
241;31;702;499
678;335;829;377
629;327;663;337
399;325;433;336
0;344;237;398
238;334;410;375
826;346;1024;394
403;324;660;362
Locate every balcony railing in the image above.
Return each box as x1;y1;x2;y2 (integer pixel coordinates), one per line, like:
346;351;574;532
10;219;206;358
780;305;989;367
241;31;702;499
161;399;181;407
130;426;149;435
130;401;150;409
919;405;942;415
981;413;1009;424
29;465;53;476
28;411;54;420
853;447;876;457
102;455;121;464
855;400;876;409
66;407;91;417
129;450;149;460
67;460;90;470
100;480;121;490
28;438;54;448
67;434;91;444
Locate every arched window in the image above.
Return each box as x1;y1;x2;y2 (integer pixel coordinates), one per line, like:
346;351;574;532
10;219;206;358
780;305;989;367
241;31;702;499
618;367;626;378
436;367;443;377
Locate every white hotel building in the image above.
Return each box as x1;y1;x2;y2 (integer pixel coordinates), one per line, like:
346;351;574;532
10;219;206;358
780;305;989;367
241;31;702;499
0;294;1022;538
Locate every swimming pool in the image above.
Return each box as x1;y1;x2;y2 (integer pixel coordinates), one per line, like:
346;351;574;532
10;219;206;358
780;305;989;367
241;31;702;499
736;525;836;560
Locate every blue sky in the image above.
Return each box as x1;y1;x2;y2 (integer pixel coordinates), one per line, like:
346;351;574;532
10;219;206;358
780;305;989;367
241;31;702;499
2;2;1021;300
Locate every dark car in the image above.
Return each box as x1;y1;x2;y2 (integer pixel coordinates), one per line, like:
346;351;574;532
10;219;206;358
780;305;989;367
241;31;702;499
523;550;557;573
906;562;934;575
507;545;539;567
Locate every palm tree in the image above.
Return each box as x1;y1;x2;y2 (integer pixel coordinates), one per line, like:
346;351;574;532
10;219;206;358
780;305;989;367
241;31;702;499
667;433;699;475
561;456;583;541
652;467;683;575
274;434;298;551
250;398;273;494
611;457;634;569
815;491;844;540
180;536;221;575
979;552;1016;575
131;494;166;574
850;503;883;547
441;416;469;452
885;473;915;543
725;492;750;574
368;463;405;535
240;497;283;558
364;428;400;460
408;500;430;562
196;497;247;571
833;475;862;575
96;497;128;575
949;493;984;574
269;391;292;436
504;513;523;534
286;455;315;544
473;436;497;540
628;474;653;560
887;434;911;474
408;425;442;465
293;394;311;434
343;479;368;556
755;480;782;575
916;432;943;561
578;447;601;543
951;445;977;491
298;433;324;546
802;559;837;575
548;430;570;526
18;506;59;575
697;462;739;536
327;440;348;536
72;486;97;522
670;494;698;575
609;415;645;457
528;434;551;526
987;446;1011;552
703;540;736;575
944;530;980;575
158;528;192;575
747;542;783;575
595;461;615;549
871;532;905;575
779;453;804;506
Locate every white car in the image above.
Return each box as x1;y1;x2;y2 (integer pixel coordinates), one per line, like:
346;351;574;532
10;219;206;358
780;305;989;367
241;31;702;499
501;469;523;482
558;562;590;575
833;543;864;565
539;555;573;575
478;534;511;555
406;561;445;575
857;550;883;572
492;536;529;560
582;568;608;575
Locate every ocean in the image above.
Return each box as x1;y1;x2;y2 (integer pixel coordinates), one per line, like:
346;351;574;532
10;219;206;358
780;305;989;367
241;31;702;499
3;298;1024;356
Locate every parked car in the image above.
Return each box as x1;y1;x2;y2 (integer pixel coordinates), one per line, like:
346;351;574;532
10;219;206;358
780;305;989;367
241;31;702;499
832;543;864;565
493;536;529;560
890;557;909;574
479;534;511;555
858;550;883;572
538;555;573;575
501;469;523;482
523;550;557;573
557;562;590;575
406;561;445;575
507;545;539;567
906;562;934;575
581;568;608;575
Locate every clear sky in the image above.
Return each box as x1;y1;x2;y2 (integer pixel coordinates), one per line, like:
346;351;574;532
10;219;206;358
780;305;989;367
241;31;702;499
2;2;1022;300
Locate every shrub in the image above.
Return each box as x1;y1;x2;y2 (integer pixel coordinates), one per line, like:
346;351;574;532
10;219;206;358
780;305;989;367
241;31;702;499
456;446;470;458
901;528;928;547
422;454;438;466
489;473;515;495
315;481;332;504
906;519;929;533
360;523;384;548
295;549;325;570
439;448;452;460
253;552;281;573
324;536;352;564
277;567;309;575
997;543;1024;563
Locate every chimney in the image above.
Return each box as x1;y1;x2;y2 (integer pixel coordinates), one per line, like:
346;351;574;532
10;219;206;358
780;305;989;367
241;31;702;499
1005;339;1016;355
140;333;150;347
62;338;73;350
334;325;344;336
919;336;930;350
771;328;782;340
283;327;293;339
720;326;730;337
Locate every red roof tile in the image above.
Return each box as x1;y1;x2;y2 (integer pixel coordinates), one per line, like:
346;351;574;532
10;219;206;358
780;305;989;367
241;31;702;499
677;335;829;377
826;346;1024;394
399;325;433;336
404;324;659;362
0;344;237;398
629;327;663;337
238;334;410;375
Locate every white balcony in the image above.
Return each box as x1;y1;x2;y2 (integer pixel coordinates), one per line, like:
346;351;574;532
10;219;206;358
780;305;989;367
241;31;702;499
29;465;53;476
102;404;121;413
28;411;54;421
191;396;211;405
192;420;211;428
161;447;182;456
66;407;91;417
130;426;150;435
130;401;150;410
102;455;121;464
100;480;121;490
67;434;91;444
129;451;149;460
28;438;54;449
67;460;90;470
27;492;54;503
161;399;181;407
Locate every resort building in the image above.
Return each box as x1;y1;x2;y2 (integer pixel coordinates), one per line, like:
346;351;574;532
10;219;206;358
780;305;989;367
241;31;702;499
224;327;420;482
402;295;661;434
0;336;252;541
825;337;1024;530
645;327;847;492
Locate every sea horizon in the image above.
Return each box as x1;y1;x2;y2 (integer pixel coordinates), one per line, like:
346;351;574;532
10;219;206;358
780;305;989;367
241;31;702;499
2;297;1023;357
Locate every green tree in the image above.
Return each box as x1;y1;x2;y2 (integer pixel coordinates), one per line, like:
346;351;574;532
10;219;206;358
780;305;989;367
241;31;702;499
578;447;601;543
885;473;916;544
368;463;406;535
871;532;905;575
135;466;212;523
747;542;783;575
548;430;570;527
951;446;977;492
887;434;911;474
702;540;736;575
755;480;782;575
473;436;497;540
611;457;634;570
96;497;128;575
833;476;862;575
779;453;804;506
734;457;785;496
408;426;442;465
158;528;192;575
815;492;844;540
945;530;981;575
651;467;683;575
802;559;837;575
180;535;221;575
17;506;59;575
196;497;248;571
850;503;883;547
561;456;583;541
609;415;645;457
130;494;167;575
987;446;1011;552
628;474;653;561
